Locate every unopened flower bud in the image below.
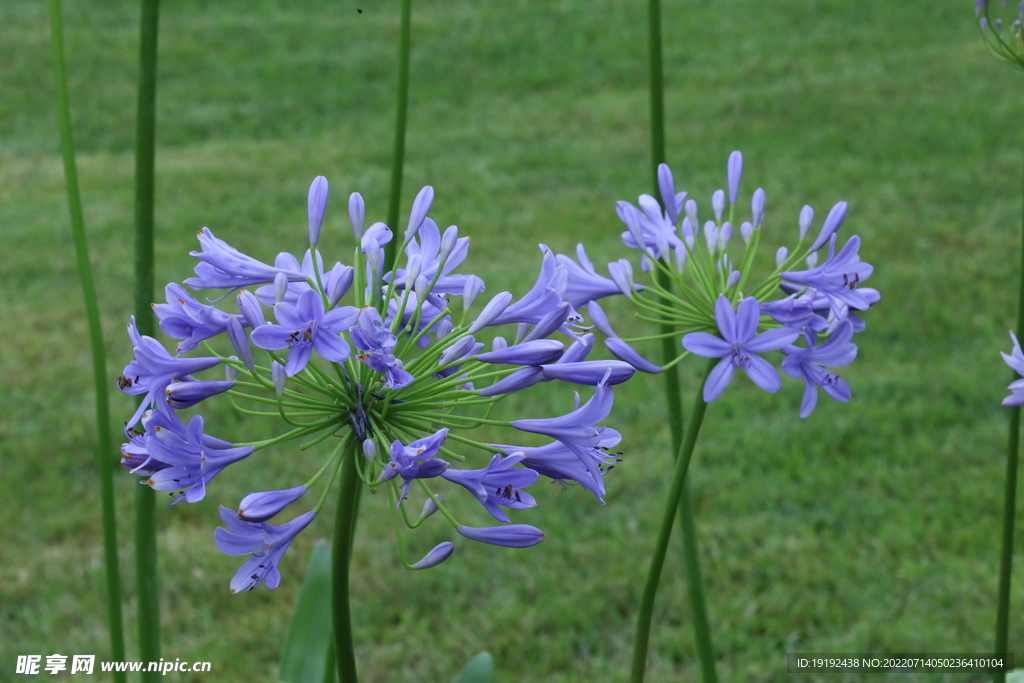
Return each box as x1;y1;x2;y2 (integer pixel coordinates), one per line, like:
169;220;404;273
712;189;725;222
607;259;635;297
411;541;454;569
419;496;440;521
657;163;679;224
348;192;365;239
439;225;459;259
718;222;733;251
237;290;266;328
492;336;508;352
307;176;328;247
810;201;847;252
405;254;423;287
326;264;354;308
434;318;453;342
726;270;741;289
776;246;789;268
406;186;434;239
727;151;743;204
468;291;512;334
272;361;286;394
751;188;766;228
414;275;430;301
462;275;485;310
362;438;377;463
674;245;688;273
704;221;719;255
681;217;696;249
514;322;530;343
274;272;289;303
806;252;819;268
685;198;699;227
238;486;307;522
227;317;254;371
225;360;239;381
740;221;754;244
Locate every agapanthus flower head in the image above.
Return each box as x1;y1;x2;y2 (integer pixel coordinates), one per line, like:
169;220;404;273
117;176;632;590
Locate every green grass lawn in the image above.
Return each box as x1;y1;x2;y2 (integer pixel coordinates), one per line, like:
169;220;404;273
2;0;1023;681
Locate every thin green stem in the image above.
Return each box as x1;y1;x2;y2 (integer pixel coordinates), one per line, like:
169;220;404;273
630;357;717;683
133;0;162;674
993;154;1024;683
383;0;412;275
332;449;361;683
48;3;126;678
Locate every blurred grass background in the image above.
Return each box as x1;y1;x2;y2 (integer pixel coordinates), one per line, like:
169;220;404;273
1;0;1022;681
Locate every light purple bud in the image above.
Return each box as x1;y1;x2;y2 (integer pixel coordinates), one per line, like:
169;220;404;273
411;541;455;569
348;192;366;239
225;359;239;381
326;264;355;308
806;252;819;268
539;360;635;385
740;221;754;244
476;366;544;397
227;317;254;371
674;245;688;273
492;336;508;352
407;186;434;238
586;300;617;337
556;333;594;364
414;275;430;301
274;272;289;303
476;339;564;366
307;176;328;247
522;302;572;343
605;337;661;374
272;361;286;396
727;151;743;204
462;275;485;310
712;189;725;222
607;259;635;298
237;290;266;328
468;291;513;333
718;222;733;250
405;254;423;286
681;217;696;249
419;496;440;520
362;438;376;463
726;270;741;289
685;199;698;228
704;221;719;255
438;335;479;367
362;222;393;250
617;201;646;251
810;201;847;251
515;322;530;343
439;225;459;259
238;486;307;522
457;524;544;548
657;163;679;224
364;239;382;272
776;246;789;268
751;188;766;228
798;205;814;239
435;318;453;341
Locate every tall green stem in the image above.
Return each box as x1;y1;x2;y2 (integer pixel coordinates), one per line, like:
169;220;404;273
993;154;1024;683
48;3;127;680
630;358;716;683
383;0;412;274
332;451;361;683
134;0;162;675
646;0;718;680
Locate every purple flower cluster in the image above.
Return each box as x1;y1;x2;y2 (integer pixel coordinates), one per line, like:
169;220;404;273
557;151;878;417
117;176;635;591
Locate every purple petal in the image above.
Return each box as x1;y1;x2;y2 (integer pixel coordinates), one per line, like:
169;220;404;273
742;354;783;393
702;357;735;402
682;332;731;358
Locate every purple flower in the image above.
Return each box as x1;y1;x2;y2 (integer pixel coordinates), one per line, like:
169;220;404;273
388;217;475;297
153;283;241;353
164;379;234;410
781;321;857;418
141;414;253;504
442;453;538;523
556;244;635;308
254;250;352;307
493;429;621;503
510;374;619;499
682;295;799;402
477;366;545;397
118;317;222;427
184;228;307;290
215;506;315;593
250;290;358;375
604;338;661;374
380;430;451;503
411;542;455;569
476;339;564;366
539;360;636;385
782;234;874;315
456;524;544;548
489;246;565;326
350;307;413;389
1002;331;1024;407
238;486;308;522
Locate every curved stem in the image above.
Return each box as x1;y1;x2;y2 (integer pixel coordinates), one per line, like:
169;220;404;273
48;3;126;679
332;449;361;683
383;0;412;275
994;153;1024;683
630;357;716;683
133;0;162;676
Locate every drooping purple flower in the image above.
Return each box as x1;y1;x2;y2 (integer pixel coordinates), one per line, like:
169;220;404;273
783;234;874;315
411;542;455;569
238;486;308;522
456;524;544;548
510;374;619;499
682;295;799;402
1002;331;1024;407
250;290;358;376
184;228;307;291
153;283;241;354
142;414;254;504
442;453;538;523
379;429;451;503
489;246;565;326
781;321;857;418
118;317;222;427
215;506;316;593
605;337;661;374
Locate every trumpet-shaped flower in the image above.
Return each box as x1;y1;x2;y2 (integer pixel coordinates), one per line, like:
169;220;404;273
215;507;315;593
781;320;857;418
250;289;358;375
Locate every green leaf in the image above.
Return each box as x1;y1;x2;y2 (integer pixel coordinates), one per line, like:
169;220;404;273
453;652;494;683
279;541;334;683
